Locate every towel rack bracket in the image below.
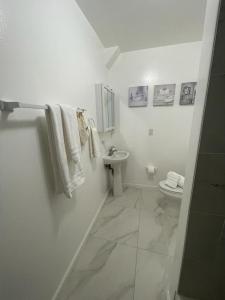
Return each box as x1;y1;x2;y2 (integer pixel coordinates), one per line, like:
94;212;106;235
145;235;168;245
0;100;48;112
0;100;18;112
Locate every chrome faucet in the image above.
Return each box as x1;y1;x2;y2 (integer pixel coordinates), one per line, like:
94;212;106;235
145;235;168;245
108;145;117;156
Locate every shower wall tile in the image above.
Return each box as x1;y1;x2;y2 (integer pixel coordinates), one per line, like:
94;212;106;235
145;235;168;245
190;153;225;216
191;182;225;216
180;3;225;299
179;258;214;300
211;241;225;299
184;212;224;261
211;1;225;75
199;76;225;154
180;238;225;300
194;154;225;185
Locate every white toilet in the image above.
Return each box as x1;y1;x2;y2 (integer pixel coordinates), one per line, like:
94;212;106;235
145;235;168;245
159;180;183;199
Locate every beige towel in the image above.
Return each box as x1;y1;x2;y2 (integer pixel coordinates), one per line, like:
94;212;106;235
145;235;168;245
77;112;89;146
46;104;84;198
89;122;101;159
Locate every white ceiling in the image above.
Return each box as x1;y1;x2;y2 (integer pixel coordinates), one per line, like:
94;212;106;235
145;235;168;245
76;0;207;52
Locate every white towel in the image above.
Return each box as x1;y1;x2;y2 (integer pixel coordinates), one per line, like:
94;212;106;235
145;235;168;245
60;105;85;188
46;104;84;198
165;171;180;189
178;175;185;188
89;122;101;159
165;171;185;189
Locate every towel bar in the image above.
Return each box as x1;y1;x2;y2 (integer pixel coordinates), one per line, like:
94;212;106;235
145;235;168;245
0;100;86;113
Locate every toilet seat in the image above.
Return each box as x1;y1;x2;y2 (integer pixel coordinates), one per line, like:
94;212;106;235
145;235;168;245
159;180;183;198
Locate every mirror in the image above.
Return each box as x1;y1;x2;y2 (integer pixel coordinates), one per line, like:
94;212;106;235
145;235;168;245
96;84;115;132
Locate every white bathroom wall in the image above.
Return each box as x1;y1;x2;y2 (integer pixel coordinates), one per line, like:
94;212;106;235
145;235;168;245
0;1;112;299
109;42;202;187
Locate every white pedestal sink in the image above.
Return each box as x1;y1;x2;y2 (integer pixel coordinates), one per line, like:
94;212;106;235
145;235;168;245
103;150;130;196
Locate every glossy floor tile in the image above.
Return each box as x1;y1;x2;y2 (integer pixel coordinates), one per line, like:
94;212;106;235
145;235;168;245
105;187;141;209
134;249;169;300
141;188;180;218
138;209;178;256
138;189;180;256
57;187;181;300
91;202;139;247
57;237;136;300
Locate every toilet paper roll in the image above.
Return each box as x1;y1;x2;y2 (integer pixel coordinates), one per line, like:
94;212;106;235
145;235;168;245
146;165;156;174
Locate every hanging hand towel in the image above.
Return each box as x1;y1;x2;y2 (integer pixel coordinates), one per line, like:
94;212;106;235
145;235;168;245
60;105;85;188
45;104;84;199
89;119;101;159
77;111;89;146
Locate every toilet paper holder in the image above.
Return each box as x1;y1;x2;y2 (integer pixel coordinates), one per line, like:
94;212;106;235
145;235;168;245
146;165;157;175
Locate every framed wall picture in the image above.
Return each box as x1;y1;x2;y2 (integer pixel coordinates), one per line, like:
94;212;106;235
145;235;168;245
153;84;176;106
180;82;197;105
128;86;148;107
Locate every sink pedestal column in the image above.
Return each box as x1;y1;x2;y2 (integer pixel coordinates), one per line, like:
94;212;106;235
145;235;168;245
113;164;123;196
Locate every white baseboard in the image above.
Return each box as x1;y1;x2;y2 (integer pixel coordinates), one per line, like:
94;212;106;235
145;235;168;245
124;182;158;189
51;190;109;300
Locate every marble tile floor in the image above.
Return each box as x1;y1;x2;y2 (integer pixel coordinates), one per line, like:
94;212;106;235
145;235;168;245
57;187;181;300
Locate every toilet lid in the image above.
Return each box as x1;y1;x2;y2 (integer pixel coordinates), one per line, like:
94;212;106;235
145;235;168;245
159;180;183;194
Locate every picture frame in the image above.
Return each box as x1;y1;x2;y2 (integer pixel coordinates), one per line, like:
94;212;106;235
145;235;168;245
180;82;197;105
153;84;176;106
128;86;148;107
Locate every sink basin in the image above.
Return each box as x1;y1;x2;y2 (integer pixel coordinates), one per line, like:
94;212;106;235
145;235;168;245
103;150;130;197
103;150;130;164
